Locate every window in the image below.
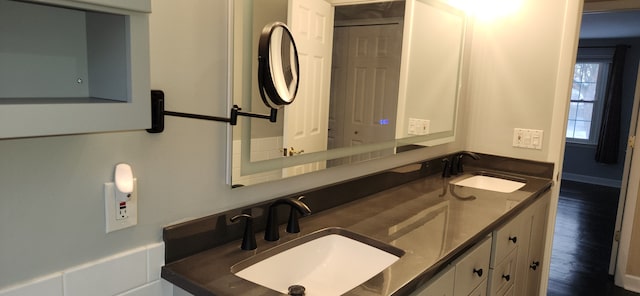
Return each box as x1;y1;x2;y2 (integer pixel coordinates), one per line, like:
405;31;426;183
566;60;609;144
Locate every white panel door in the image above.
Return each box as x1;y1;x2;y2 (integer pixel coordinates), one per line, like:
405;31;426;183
283;0;334;177
341;24;402;164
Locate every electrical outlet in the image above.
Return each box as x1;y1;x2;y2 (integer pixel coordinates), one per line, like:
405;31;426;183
104;179;137;233
116;201;128;220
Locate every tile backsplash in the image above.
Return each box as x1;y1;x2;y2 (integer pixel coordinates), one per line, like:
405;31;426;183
0;243;172;296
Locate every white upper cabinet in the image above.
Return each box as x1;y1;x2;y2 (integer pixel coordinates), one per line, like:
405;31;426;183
0;0;150;138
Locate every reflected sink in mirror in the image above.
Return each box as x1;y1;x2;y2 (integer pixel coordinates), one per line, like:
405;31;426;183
231;228;404;296
451;174;526;193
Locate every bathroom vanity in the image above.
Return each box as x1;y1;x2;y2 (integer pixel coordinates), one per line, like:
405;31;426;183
161;153;553;296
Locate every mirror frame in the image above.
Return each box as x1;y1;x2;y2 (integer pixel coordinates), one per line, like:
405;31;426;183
258;22;300;109
229;0;470;183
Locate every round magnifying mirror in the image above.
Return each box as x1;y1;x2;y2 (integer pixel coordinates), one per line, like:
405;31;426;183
258;22;300;109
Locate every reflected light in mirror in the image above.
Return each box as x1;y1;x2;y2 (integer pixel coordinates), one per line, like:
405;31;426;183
447;0;522;20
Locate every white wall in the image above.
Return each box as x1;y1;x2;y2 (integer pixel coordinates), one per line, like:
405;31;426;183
465;0;575;162
0;0;464;291
463;0;582;294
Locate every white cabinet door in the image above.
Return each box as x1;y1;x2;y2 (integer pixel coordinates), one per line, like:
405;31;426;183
454;237;492;296
523;196;550;296
512;193;551;296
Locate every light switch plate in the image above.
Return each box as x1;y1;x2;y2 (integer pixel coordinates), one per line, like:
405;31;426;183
513;128;524;146
513;128;543;150
104;179;138;233
408;118;418;135
408;118;430;135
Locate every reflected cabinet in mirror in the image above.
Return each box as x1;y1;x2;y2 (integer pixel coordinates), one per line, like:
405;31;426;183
231;0;468;187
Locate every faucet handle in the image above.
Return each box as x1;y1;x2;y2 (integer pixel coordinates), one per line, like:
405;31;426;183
287;196;306;234
230;214;257;250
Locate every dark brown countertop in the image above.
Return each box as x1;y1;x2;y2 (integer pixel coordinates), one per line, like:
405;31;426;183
162;168;553;296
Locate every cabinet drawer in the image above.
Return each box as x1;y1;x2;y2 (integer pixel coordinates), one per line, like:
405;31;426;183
468;279;488;296
454;236;492;296
502;284;515;296
491;215;522;266
489;248;517;296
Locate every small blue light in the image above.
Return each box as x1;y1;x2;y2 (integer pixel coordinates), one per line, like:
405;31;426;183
379;119;389;125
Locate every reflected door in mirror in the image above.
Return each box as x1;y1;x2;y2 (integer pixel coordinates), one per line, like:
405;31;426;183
282;0;334;178
328;23;402;167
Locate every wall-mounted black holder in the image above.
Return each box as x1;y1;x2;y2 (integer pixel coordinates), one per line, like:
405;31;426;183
146;90;277;133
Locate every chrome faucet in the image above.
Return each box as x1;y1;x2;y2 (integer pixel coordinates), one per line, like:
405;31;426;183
264;197;311;241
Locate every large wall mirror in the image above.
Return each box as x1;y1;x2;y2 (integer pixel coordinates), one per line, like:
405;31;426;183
230;0;468;187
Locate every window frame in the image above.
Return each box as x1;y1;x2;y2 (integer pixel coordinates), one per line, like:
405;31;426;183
566;55;611;145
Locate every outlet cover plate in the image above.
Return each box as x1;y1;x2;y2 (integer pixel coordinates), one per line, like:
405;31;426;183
104;179;138;233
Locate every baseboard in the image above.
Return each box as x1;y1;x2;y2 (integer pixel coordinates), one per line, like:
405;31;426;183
623;274;640;293
561;172;621;188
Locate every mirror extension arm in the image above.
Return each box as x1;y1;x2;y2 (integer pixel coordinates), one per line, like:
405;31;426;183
146;90;277;133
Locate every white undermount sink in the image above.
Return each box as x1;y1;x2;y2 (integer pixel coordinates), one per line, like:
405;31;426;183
232;227;404;296
452;174;526;193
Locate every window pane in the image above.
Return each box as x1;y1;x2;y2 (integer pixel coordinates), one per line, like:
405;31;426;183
580;82;597;101
582;63;600;83
574;64;584;82
571;85;581;100
573;120;591;140
567;120;576;138
568;102;578;120
576;102;593;121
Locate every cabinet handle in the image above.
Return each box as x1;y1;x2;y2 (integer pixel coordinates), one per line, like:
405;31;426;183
473;268;483;277
530;261;540;270
502;274;511;282
508;236;517;244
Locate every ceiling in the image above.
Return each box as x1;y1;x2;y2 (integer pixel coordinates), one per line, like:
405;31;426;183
580;9;640;39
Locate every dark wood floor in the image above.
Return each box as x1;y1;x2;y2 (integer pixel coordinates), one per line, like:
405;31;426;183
548;180;639;296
